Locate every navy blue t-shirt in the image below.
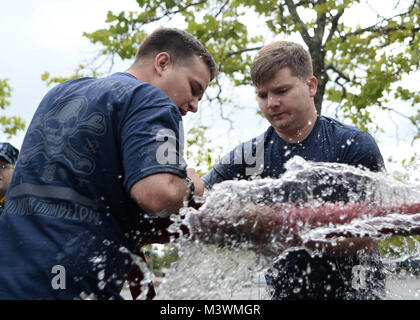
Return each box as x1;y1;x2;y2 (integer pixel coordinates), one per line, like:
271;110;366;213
0;72;187;299
203;116;384;188
203;116;386;299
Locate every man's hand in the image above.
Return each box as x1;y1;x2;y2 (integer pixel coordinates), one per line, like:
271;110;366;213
186;168;205;197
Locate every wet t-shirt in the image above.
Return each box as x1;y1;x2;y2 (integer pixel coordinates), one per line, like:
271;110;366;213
203;116;386;299
203;116;384;187
0;73;187;299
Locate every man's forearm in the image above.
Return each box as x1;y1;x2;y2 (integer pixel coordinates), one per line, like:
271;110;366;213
304;237;379;257
130;173;189;216
130;169;205;217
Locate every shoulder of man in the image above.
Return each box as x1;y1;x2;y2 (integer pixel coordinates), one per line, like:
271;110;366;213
319;116;384;172
318;115;377;143
318;115;359;132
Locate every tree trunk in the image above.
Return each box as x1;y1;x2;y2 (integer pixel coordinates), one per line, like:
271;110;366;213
309;44;327;115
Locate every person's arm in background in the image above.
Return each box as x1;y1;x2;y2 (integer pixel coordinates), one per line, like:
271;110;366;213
304;238;379;256
307;130;385;256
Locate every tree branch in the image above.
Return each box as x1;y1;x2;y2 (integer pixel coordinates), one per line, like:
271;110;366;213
334;80;347;101
325;8;344;43
313;0;327;46
326;64;351;82
365;0;388;20
163;0;208;17
342;25;419;40
214;0;230;18
340;8;417;40
295;0;316;6
225;46;262;58
384;106;420;146
284;0;312;45
136;0;208;25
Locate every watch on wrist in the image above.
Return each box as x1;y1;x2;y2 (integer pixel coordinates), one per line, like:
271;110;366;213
186;177;195;202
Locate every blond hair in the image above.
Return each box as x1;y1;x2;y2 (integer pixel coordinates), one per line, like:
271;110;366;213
251;41;313;87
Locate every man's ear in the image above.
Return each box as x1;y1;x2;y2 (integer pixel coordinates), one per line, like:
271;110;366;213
307;76;318;98
154;52;171;76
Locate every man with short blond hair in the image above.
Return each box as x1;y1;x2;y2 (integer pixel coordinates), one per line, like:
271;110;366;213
202;40;385;300
251;40;313;85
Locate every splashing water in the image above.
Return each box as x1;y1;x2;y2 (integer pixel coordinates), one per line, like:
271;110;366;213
155;243;272;300
153;156;420;299
119;246;155;300
185;157;420;254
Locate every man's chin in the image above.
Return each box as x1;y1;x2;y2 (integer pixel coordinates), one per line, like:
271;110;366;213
271;121;291;132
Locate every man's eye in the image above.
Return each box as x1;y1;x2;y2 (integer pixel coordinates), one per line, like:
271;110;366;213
191;85;199;97
257;93;267;99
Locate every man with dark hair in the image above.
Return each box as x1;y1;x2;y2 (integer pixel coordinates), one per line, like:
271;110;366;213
0;142;19;215
200;41;386;299
0;28;216;299
134;28;217;78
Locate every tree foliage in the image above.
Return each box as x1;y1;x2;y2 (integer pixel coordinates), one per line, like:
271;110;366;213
378;236;420;258
41;64;100;87
0;78;26;138
59;0;420;141
186;125;223;176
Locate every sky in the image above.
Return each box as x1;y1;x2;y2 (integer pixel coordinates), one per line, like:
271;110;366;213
1;0;419;179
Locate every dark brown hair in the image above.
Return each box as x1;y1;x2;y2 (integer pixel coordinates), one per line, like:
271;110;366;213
134;28;218;80
251;41;313;87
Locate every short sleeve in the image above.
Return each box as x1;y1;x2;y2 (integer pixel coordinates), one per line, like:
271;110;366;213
340;131;385;172
120;88;187;193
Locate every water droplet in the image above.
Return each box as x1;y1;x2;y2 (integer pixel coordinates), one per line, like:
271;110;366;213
98;280;106;290
293;287;301;293
98;269;105;280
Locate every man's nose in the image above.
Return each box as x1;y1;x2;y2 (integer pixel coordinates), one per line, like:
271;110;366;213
187;97;199;113
267;93;280;109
